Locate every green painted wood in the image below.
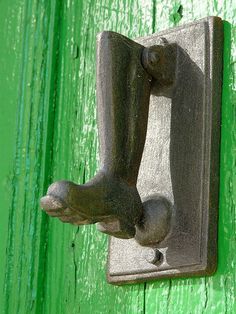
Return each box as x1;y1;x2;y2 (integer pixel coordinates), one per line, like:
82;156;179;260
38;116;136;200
0;2;25;312
0;0;235;313
0;0;60;313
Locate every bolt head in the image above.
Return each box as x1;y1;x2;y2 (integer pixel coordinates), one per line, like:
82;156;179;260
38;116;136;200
144;248;163;266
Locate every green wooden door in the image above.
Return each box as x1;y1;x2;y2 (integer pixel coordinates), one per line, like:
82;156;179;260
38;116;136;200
0;1;235;313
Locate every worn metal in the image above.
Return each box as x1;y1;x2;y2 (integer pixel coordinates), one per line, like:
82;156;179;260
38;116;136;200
144;248;163;266
108;16;223;284
134;195;173;246
40;31;175;241
40;16;222;284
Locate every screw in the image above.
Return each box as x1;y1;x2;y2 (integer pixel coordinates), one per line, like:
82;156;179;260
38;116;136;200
144;248;163;266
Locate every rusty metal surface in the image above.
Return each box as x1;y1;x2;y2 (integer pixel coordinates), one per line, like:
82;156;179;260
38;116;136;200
107;16;223;284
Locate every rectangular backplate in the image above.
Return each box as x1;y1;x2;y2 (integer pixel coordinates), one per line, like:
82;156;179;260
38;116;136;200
107;17;223;284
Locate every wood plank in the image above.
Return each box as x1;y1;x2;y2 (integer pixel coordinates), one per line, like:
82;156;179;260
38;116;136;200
1;0;235;312
144;1;236;313
0;0;60;312
0;1;25;312
43;0;154;313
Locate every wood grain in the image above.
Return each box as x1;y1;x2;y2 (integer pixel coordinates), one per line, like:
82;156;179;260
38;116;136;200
0;0;60;312
0;0;235;313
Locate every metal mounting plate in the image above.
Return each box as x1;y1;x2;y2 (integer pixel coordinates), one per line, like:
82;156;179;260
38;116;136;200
107;17;223;284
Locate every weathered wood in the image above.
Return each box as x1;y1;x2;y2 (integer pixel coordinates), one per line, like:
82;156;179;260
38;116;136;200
0;1;25;312
0;0;235;313
0;0;60;313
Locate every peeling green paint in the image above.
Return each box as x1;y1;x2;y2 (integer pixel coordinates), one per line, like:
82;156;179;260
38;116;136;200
169;3;183;25
0;0;235;313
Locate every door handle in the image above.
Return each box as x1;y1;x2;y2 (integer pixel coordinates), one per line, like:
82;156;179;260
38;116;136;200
40;31;176;245
40;17;223;284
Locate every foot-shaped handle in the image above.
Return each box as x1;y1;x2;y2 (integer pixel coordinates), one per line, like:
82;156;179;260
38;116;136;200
40;31;176;244
40;172;143;239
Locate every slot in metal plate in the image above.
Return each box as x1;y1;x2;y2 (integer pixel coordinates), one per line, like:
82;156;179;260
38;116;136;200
107;17;223;284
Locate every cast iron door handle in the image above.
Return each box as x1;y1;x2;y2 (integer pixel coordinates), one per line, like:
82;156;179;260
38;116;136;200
40;31;176;246
40;17;223;283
